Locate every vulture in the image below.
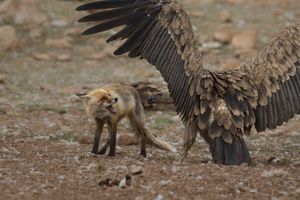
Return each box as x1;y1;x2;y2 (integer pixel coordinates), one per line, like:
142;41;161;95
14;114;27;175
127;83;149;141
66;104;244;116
76;0;300;165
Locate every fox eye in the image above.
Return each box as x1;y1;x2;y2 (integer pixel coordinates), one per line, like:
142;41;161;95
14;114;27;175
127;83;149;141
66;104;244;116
97;97;105;102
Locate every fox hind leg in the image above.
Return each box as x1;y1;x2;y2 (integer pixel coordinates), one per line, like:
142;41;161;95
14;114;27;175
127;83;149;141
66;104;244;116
128;112;147;157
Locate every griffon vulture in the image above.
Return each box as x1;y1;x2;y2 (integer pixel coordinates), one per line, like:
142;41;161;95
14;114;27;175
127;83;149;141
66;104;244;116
76;0;300;165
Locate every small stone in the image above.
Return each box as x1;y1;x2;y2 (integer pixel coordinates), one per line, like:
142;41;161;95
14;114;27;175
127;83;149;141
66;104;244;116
284;12;295;21
250;189;258;193
154;194;164;200
68;94;82;102
32;53;51;61
159;180;172;186
219;10;231;23
82;163;98;171
190;11;205;18
29;28;42;39
213;25;234;43
231;29;258;49
45;37;72;49
51;19;68;27
267;156;281;164
87;52;107;60
1;146;9;153
235;49;258;60
131;165;143;175
79;135;92;145
261;169;288;177
118;133;139;146
56;54;71;62
202;41;223;49
58;175;65;181
118;175;132;188
0;25;19;52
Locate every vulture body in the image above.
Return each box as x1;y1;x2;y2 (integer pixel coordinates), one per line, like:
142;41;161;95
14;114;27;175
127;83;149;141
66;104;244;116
77;0;300;165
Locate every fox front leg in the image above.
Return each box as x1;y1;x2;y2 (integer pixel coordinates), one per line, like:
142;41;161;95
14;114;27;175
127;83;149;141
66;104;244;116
108;123;117;157
91;119;104;154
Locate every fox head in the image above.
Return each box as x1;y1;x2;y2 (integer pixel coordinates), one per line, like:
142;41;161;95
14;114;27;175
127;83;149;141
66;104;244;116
147;89;172;105
77;89;118;120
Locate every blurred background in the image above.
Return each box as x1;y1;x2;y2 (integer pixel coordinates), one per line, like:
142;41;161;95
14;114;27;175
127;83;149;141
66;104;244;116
0;0;299;199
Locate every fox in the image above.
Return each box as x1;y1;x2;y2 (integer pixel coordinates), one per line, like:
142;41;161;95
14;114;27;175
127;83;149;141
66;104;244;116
147;89;173;107
130;81;162;109
147;89;176;112
77;84;175;157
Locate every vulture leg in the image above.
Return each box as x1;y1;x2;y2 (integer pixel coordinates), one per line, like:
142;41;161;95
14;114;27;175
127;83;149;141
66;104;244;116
209;134;251;165
181;123;198;160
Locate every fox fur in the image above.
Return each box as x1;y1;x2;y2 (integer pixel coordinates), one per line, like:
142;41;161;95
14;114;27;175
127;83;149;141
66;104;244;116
78;84;175;156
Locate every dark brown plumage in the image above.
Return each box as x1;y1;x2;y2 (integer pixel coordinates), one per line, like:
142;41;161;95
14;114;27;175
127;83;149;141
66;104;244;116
77;0;300;165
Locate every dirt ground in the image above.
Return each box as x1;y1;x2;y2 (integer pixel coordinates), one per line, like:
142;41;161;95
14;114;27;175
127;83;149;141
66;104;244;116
0;0;300;199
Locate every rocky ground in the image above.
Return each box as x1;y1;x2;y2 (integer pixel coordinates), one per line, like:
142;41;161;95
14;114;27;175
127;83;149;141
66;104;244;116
0;0;300;199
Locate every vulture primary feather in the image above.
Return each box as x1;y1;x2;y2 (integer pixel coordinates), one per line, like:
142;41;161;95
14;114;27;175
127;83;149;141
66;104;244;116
77;0;300;165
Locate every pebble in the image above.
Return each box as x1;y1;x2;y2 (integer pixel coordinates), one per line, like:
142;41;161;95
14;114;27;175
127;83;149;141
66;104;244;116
202;41;223;49
0;25;19;52
32;53;51;61
219;10;231;23
118;133;139;146
231;29;258;49
131;165;143;175
213;25;234;43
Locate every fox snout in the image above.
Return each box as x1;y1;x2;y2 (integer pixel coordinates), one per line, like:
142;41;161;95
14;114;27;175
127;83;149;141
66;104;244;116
147;93;162;104
147;96;156;104
105;97;118;114
112;98;118;104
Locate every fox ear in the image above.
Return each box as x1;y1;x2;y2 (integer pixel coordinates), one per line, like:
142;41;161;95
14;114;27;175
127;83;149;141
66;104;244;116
76;93;90;101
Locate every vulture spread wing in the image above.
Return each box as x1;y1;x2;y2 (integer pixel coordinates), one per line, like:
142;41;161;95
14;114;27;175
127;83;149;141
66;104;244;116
77;0;300;165
77;0;202;123
240;28;300;132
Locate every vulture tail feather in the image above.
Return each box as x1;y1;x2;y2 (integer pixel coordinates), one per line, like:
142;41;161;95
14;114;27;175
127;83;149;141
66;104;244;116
210;135;251;165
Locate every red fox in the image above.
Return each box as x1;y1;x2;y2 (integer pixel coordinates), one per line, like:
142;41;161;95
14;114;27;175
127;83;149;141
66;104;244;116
130;81;162;109
147;89;173;105
77;84;175;157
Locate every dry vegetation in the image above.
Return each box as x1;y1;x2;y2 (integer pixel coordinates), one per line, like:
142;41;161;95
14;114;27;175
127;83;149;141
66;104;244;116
0;0;300;199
